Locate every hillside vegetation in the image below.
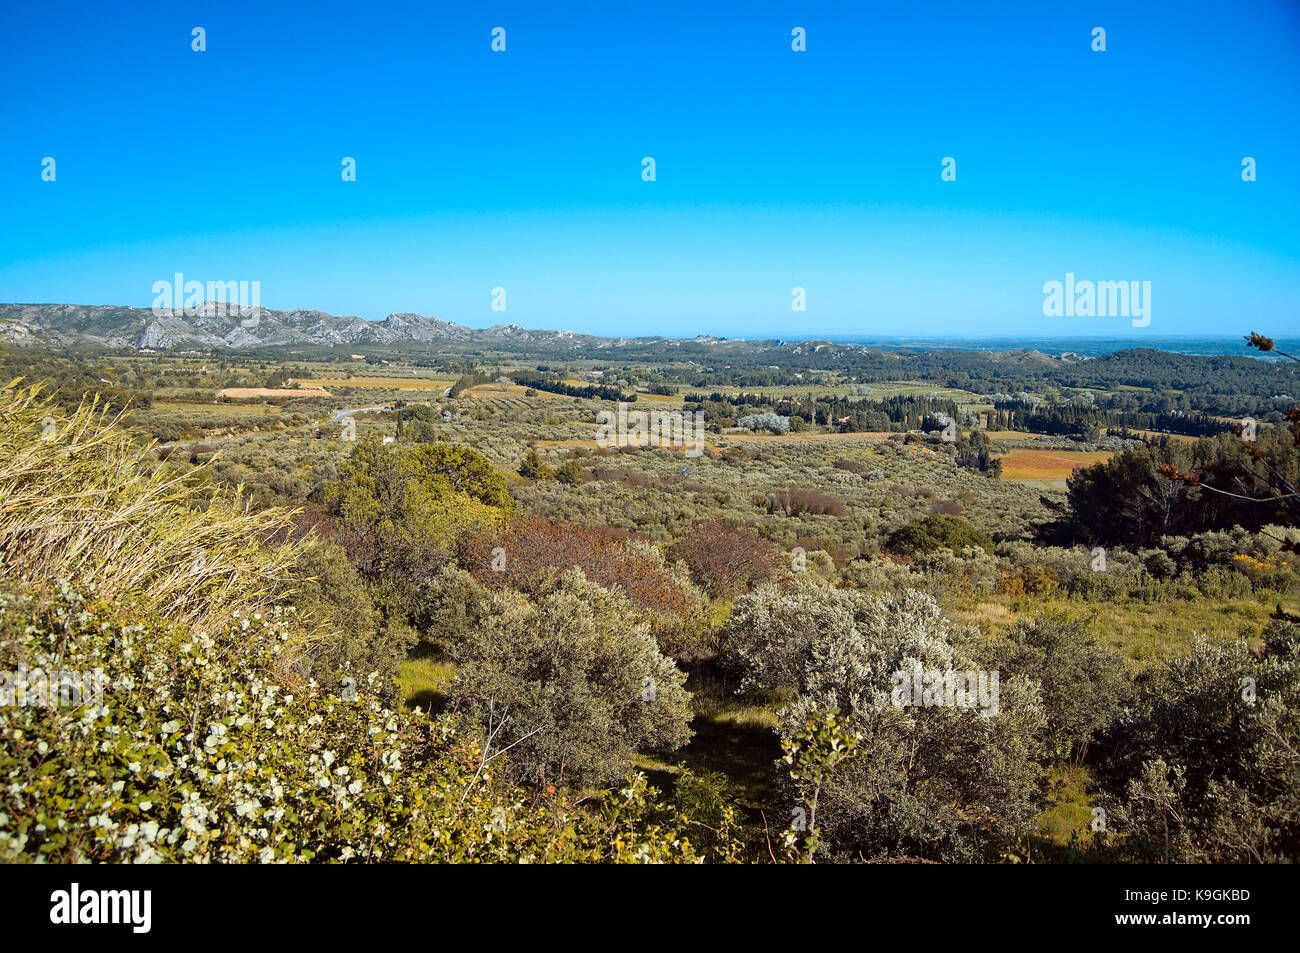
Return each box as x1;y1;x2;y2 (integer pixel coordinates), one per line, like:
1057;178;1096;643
3;334;1299;863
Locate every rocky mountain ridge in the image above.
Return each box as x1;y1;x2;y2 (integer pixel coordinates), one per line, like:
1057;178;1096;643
0;302;594;351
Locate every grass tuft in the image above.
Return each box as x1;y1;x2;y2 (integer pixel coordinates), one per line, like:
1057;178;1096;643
0;381;302;629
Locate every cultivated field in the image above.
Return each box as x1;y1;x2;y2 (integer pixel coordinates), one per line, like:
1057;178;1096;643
293;375;453;391
997;449;1113;481
216;386;331;398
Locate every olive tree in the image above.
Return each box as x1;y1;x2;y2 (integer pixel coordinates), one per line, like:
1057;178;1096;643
989;615;1129;762
726;577;1045;862
450;568;693;788
1103;620;1300;862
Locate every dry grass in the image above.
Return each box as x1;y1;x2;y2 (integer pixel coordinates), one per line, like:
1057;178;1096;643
963;601;1014;625
463;382;531;396
1126;429;1198;444
997;449;1112;481
0;381;302;629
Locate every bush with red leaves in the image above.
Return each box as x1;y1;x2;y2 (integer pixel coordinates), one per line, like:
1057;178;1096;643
460;515;694;618
669;521;783;598
756;487;849;518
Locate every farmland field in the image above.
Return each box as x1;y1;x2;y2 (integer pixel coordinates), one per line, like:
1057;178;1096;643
997;448;1113;482
293;375;454;391
216;386;331;398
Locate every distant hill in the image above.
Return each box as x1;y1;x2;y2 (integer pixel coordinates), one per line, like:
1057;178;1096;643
0;302;606;351
3;304;1296;404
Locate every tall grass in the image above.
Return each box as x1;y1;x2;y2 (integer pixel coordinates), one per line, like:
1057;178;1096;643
0;381;301;629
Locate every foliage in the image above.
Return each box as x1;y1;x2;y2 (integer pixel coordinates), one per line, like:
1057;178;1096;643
669;520;782;598
325;435;509;626
1056;425;1299;546
886;513;995;557
1101;622;1300;862
0;583;719;863
779;707;861;861
989;615;1129;761
461;515;700;620
448;569;693;787
518;447;554;481
555;458;584;485
727;577;1045;861
7;336;1300;864
758;486;849;518
288;539;415;700
0;382;301;630
737;413;790;434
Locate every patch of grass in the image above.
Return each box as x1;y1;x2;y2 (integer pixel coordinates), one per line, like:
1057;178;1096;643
950;589;1300;665
152;400;286;416
1034;764;1098;849
399;655;456;714
656;665;785;810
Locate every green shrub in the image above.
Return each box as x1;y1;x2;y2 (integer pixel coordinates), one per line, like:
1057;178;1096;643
449;569;693;788
0;583;719;863
1101;623;1300;862
726;578;1045;861
289;539;415;700
989;615;1129;761
886;514;994;557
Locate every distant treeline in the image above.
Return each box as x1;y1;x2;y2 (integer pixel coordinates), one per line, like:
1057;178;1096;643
448;371;502;398
989;400;1237;439
686;388;1238;440
650;346;1300;415
510;371;631;402
687;392;961;432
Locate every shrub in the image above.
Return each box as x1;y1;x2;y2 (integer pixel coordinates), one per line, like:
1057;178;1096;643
398;442;515;512
0;383;300;630
670;520;782;598
449;569;693;787
738;413;790;433
461;515;698;619
0;583;715;863
989;615;1129;761
759;487;849;518
518;447;553;481
289;539;415;700
325;435;509;624
725;578;1045;862
886;514;994;557
1100;624;1300;862
555;459;584;485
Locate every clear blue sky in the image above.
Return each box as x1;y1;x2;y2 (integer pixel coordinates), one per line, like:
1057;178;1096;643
2;0;1297;338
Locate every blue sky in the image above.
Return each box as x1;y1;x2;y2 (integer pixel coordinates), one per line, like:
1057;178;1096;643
2;0;1297;338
